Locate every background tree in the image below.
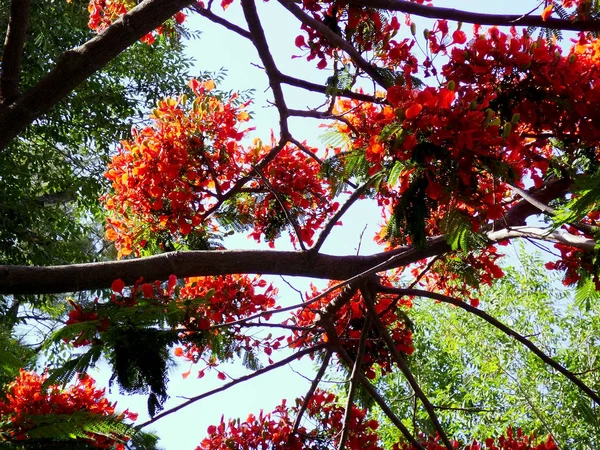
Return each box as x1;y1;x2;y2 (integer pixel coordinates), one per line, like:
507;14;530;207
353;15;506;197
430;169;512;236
375;248;600;449
2;0;600;449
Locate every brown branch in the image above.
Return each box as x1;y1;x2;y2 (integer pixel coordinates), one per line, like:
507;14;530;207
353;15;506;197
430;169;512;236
192;3;252;39
376;285;600;406
136;343;327;429
292;350;332;433
348;0;600;32
0;0;193;152
338;313;371;450
311;177;375;253
277;0;389;88
279;73;385;103
321;318;424;449
0;177;581;296
487;226;595;251
496;178;572;228
241;0;289;137
361;284;453;450
1;0;30;103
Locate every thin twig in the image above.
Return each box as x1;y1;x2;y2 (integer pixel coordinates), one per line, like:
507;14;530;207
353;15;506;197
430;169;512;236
136;344;326;429
277;0;389;88
292;350;333;433
253;166;307;251
311;177;375;253
321;317;425;450
192;3;252;39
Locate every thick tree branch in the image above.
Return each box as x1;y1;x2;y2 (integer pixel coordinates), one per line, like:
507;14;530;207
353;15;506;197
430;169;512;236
0;237;449;295
376;285;600;406
1;0;30;103
0;0;193;152
348;0;600;32
0;177;582;296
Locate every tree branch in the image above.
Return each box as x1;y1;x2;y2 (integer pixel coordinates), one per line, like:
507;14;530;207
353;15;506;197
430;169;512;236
136;343;327;429
1;0;30;103
292;350;332;433
487;226;595;251
277;0;389;88
311;177;374;253
338;314;371;450
0;178;580;296
347;0;600;32
192;3;252;39
241;0;289;137
361;284;453;450
279;73;385;103
0;0;193;152
321;317;424;449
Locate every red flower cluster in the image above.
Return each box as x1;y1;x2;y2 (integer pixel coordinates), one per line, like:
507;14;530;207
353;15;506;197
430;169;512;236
294;1;402;69
103;80;254;257
104;80;338;253
197;390;382;450
290;280;413;378
329;24;600;284
65;274;280;374
240;142;338;248
410;246;505;307
174;274;283;373
86;0;185;43
400;427;557;450
0;370;137;449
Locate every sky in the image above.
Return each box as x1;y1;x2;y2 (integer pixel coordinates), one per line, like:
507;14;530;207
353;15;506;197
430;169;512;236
90;1;561;448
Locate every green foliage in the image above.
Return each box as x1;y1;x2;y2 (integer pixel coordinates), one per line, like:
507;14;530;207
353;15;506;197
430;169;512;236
44;346;103;389
376;248;600;448
0;328;35;391
387;173;428;248
107;327;176;418
0;0;193;267
553;169;600;227
575;276;600;311
325;64;354;96
0;411;160;449
440;209;487;252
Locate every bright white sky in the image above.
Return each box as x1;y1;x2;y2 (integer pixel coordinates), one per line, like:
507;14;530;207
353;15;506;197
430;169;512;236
92;1;559;448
